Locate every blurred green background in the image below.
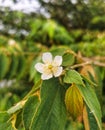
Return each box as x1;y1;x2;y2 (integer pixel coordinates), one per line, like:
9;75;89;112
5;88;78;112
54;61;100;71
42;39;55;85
0;0;105;129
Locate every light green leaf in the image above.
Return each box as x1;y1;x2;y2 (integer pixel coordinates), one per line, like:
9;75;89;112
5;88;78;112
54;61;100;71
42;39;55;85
64;70;84;86
62;52;75;66
43;20;56;39
7;100;25;114
77;81;102;130
30;78;67;130
0;123;13;130
23;96;40;130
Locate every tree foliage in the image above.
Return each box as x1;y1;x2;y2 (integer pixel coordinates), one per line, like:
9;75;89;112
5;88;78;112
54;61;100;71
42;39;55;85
0;0;105;129
0;39;104;129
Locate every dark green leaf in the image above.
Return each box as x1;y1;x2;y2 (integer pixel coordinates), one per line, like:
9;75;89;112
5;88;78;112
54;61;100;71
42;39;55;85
30;78;67;130
0;53;9;79
16;55;26;79
0;112;13;130
23;96;40;130
86;105;99;130
0;112;10;122
77;81;102;130
6;54;19;79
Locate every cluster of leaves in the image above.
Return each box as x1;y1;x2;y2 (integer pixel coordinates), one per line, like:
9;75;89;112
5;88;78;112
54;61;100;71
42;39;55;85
0;43;26;80
1;16;105;57
0;9;74;45
0;20;105;129
0;1;105;129
69;30;105;56
0;38;44;112
1;0;105;30
0;46;104;130
27;19;74;46
39;0;105;29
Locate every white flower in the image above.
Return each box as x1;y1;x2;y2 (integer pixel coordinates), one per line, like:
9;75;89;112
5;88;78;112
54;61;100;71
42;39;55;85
35;52;63;80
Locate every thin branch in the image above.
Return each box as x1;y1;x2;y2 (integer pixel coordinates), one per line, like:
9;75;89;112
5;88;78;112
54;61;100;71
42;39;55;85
93;61;105;67
70;60;105;69
70;61;92;69
91;56;105;61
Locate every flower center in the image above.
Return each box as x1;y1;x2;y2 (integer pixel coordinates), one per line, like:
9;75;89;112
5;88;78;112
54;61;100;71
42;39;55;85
48;64;53;69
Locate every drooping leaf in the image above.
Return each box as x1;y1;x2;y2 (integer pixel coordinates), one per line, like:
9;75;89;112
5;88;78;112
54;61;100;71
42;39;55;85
65;84;83;119
77;80;102;130
6;54;19;79
64;70;84;86
23;96;40;130
93;67;103;105
30;78;67;130
0;53;10;79
42;20;57;39
16;55;26;79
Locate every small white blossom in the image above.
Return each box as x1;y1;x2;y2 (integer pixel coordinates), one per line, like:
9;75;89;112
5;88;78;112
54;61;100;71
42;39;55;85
35;52;63;80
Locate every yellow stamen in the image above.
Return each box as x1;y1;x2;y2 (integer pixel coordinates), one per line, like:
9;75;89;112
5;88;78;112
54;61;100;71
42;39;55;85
48;64;53;69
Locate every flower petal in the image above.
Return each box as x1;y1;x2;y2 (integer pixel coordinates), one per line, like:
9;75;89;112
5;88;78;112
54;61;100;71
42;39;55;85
35;63;44;73
41;73;53;80
53;56;62;66
42;52;52;63
53;67;63;77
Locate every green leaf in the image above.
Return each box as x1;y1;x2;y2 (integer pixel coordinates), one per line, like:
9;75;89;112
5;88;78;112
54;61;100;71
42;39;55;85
0;112;13;130
50;46;68;56
7;100;25;114
65;84;83;119
66;121;84;130
30;56;41;84
0;112;10;122
0;123;13;130
62;52;75;66
16;55;26;79
6;54;19;79
30;78;67;130
0;53;9;79
64;70;84;86
77;81;102;130
85;105;99;130
42;20;56;39
23;96;40;130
